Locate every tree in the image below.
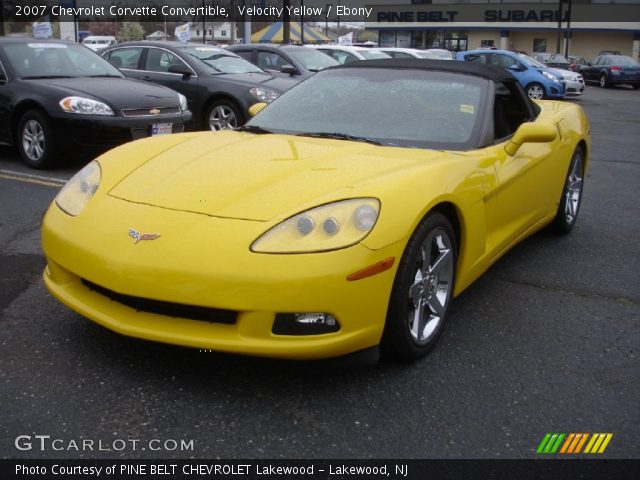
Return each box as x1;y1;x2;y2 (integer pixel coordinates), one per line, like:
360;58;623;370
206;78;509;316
117;22;144;42
88;21;118;36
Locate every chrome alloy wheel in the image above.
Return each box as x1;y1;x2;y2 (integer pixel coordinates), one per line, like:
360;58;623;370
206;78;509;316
564;151;584;224
208;105;238;130
527;84;545;100
407;228;454;345
22;119;45;162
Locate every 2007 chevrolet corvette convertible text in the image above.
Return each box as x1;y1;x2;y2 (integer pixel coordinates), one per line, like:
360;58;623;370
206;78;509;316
42;59;590;361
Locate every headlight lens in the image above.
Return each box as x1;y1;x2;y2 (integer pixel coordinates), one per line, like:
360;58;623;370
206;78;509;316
542;71;560;82
55;161;101;216
251;198;380;253
59;96;114;115
178;93;188;111
249;87;280;103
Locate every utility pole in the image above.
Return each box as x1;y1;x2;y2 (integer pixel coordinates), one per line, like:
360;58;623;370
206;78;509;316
556;0;564;54
564;0;573;58
283;0;290;44
301;0;304;45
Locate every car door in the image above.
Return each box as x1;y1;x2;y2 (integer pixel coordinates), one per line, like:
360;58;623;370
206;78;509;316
103;47;145;80
256;50;292;78
482;81;566;257
140;47;202;115
582;56;600;81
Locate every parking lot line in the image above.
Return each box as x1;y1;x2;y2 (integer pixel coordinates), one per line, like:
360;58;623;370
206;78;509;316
0;169;67;188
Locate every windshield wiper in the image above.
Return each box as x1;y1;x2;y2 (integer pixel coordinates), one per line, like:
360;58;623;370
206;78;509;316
295;132;389;146
21;75;74;79
235;125;273;134
87;74;121;78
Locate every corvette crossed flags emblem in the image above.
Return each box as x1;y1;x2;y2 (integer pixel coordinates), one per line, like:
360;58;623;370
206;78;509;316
128;229;161;244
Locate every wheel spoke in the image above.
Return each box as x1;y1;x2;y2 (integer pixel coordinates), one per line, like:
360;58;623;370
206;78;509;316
409;278;422;308
429;248;450;276
411;299;426;340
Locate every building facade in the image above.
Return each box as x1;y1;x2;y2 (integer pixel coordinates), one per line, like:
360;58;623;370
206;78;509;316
367;0;640;60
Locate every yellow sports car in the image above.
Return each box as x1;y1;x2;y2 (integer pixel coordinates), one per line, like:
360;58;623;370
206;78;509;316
42;59;590;362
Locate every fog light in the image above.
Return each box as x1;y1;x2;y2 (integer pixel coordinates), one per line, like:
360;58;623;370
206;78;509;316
273;313;340;335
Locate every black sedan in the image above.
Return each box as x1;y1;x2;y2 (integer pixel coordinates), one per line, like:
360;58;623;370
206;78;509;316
102;42;298;130
579;54;640;89
226;43;339;82
0;38;191;169
531;52;572;70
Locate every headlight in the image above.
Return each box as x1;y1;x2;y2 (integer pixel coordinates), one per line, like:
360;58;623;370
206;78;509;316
178;93;188;111
249;87;280;103
55;161;101;216
251;198;380;253
59;96;114;115
542;71;560;82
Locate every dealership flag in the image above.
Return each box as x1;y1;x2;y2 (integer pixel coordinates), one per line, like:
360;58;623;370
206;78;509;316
33;21;53;39
338;32;353;46
175;23;191;42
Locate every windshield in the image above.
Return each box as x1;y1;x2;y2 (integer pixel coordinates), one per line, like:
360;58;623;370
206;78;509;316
287;48;339;71
549;54;569;63
179;47;263;74
427;50;453;60
358;50;391;60
4;43;123;78
247;68;485;150
518;54;547;68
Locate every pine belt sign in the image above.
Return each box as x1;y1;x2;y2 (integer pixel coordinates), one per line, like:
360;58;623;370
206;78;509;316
371;2;640;25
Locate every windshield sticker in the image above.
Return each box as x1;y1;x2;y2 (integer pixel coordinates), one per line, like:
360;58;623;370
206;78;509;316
195;47;220;52
460;104;475;114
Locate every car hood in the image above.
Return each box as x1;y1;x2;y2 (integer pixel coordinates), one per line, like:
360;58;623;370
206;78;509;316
108;131;444;221
202;72;298;93
35;77;180;109
548;68;581;79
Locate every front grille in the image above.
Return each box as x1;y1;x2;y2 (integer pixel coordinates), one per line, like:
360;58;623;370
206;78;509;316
82;279;237;324
121;106;181;117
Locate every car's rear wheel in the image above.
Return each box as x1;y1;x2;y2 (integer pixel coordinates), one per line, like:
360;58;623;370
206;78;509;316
206;100;243;131
599;74;609;88
526;82;546;100
17;110;57;169
551;146;585;234
382;212;456;360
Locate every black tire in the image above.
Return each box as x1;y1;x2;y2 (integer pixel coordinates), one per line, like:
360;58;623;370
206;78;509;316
599;73;609;88
381;212;457;361
526;82;546;100
632;84;640;90
551;146;585;234
204;99;243;131
17;110;57;169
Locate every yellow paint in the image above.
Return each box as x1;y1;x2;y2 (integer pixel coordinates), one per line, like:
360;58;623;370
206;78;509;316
42;100;590;359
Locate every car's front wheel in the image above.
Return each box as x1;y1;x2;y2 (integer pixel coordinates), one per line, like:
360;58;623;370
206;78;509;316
526;82;546;100
551;146;585;234
382;212;457;360
17;110;57;169
206;100;243;131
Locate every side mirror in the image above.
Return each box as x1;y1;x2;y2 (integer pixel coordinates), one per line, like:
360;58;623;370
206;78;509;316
280;64;299;75
508;64;520;71
248;102;267;117
168;64;193;77
505;122;557;156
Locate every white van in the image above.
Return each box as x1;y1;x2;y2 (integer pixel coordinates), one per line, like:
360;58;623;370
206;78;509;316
81;36;117;52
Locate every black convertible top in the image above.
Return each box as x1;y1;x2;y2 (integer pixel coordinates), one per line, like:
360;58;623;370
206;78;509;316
336;58;514;83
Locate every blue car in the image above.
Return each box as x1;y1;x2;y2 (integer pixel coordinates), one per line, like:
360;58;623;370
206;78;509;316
456;49;565;100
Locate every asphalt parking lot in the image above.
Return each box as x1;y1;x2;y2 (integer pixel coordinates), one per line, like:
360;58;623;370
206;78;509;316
1;85;638;460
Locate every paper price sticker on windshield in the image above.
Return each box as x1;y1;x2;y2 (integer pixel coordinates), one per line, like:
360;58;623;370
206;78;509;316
460;104;475;114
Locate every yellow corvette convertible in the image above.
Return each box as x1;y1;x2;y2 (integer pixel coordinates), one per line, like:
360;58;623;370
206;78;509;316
42;59;590;362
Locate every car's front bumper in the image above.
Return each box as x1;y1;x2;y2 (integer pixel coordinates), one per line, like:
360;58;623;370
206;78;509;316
562;78;585;96
42;195;401;360
51;111;192;156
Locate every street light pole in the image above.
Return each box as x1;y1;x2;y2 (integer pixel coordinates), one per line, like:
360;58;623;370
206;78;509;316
556;0;564;54
564;0;573;58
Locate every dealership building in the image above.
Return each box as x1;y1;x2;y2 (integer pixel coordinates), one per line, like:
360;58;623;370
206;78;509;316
366;0;640;60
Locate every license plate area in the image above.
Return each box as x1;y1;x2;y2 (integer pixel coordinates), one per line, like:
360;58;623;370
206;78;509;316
151;123;173;136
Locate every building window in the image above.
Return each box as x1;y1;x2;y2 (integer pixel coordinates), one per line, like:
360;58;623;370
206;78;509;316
221;30;227;36
533;39;547;53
